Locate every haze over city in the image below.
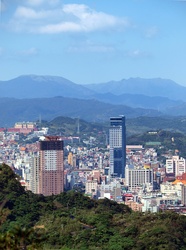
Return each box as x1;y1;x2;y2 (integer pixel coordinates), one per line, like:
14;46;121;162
0;0;186;85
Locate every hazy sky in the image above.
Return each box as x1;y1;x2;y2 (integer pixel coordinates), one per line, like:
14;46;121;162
0;0;186;85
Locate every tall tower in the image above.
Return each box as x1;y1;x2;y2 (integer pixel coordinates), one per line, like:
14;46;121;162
39;136;64;196
30;155;40;194
109;116;126;178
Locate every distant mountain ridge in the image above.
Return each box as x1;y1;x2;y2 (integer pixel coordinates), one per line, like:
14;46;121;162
0;75;186;102
94;92;182;110
0;75;95;99
0;96;161;127
1;75;186;120
85;77;186;101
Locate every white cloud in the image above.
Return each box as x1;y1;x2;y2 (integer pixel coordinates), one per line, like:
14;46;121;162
145;26;158;38
17;47;38;56
14;7;52;19
127;49;150;58
62;4;125;32
131;49;141;57
39;22;82;33
8;3;130;34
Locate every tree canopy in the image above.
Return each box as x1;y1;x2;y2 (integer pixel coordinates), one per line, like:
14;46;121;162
1;164;186;249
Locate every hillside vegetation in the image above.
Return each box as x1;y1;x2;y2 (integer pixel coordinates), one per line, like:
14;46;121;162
0;97;161;127
44;116;186;136
1;164;186;249
127;130;186;158
41;115;186;136
127;116;186;134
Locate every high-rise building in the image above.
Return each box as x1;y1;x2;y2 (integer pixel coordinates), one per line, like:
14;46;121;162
166;156;186;177
109;116;126;178
38;136;64;196
125;165;153;191
30;155;40;194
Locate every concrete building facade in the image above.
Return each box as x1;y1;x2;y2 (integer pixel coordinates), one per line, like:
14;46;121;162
38;136;64;196
166;156;186;177
125;165;153;191
30;155;40;194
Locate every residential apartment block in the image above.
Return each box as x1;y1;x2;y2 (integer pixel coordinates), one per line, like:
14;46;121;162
166;156;186;177
38;136;64;196
125;165;153;191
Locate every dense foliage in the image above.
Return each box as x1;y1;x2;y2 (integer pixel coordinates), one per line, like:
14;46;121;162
1;164;186;249
127;116;186;135
127;130;186;159
45;115;186;136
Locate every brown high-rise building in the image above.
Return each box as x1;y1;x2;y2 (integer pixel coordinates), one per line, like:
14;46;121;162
38;136;64;196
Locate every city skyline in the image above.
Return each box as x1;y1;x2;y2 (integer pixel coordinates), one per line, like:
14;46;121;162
0;0;186;86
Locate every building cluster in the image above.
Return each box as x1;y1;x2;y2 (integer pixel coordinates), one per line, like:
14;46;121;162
1;119;186;214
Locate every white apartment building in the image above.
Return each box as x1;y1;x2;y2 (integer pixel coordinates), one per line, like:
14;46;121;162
166;158;175;174
160;182;181;196
166;156;186;177
125;165;153;191
29;155;40;194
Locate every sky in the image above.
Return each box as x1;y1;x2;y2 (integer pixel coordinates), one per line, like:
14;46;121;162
0;0;186;85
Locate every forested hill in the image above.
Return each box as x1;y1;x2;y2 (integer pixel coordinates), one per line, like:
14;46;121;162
1;164;186;249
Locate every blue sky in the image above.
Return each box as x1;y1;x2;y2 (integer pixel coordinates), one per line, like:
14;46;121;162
0;0;186;85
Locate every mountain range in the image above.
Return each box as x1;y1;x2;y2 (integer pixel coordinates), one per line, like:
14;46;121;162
85;78;186;101
0;75;186;126
0;97;161;127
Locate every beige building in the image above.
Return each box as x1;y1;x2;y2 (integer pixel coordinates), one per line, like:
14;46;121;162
68;152;76;168
14;122;36;129
29;156;40;194
85;180;98;196
125;201;142;211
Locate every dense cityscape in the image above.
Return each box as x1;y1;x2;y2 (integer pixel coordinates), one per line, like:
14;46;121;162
1;117;186;215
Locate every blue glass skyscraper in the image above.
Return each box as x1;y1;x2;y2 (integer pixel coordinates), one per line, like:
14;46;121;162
109;116;126;178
